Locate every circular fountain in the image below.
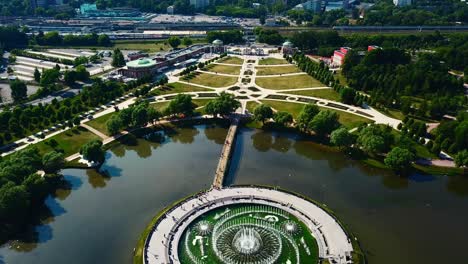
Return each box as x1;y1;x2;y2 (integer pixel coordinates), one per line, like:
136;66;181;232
143;187;355;264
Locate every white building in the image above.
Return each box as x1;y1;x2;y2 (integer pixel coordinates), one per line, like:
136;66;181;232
190;0;209;9
293;0;322;12
393;0;412;6
167;5;174;14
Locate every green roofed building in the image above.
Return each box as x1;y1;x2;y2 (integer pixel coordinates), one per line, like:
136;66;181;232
119;58;158;79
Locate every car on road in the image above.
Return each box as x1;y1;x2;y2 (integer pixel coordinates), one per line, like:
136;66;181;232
87;115;94;120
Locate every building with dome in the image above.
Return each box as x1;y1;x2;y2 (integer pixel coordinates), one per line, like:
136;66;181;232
211;39;226;53
119;58;158;79
281;40;295;55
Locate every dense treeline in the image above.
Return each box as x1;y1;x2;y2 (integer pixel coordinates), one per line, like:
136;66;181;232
0;147;65;243
207;30;244;44
0;26;28;51
254;28;284;45
342;48;465;118
0;78;150;147
287;0;468;26
430;112;468;156
33;31;111;47
288;31;468;71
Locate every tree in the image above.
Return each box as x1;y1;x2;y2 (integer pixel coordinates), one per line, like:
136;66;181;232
166;94;194;117
131;104;148;127
182;37;193;46
204;92;240;117
42;151;65;173
64;70;77;85
253;104;273;124
106;115;123;135
384;147;415;172
330;127;355;150
167;36;181;49
357;124;394;155
339;87;356;104
40;68;60;87
10;80;27;102
297;104;319;131
308;110;340;136
75;65;90;81
97;34;111;46
111;48;125;67
454;150;468;168
34;68;41;82
147;108;161;125
273;111;293;126
80;139;105;163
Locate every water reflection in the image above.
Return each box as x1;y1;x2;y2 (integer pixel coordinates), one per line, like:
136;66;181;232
447;175;468;197
168;126;199;144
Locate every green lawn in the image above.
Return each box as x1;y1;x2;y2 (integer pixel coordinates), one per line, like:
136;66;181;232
256;74;324;90
150;99;210;114
86;112;115;136
218;56;244;65
150;101;171;112
151;82;213;96
258;57;289;65
205;64;241;75
285;88;340;101
260;100;371;129
255;65;302;76
35;126;100;157
246;101;260;113
185;73;238;88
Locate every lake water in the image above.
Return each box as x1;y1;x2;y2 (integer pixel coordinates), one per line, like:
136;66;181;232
1;125;467;264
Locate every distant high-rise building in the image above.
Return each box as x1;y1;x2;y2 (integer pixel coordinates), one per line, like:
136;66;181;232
393;0;412;6
293;0;322;13
189;0;209;9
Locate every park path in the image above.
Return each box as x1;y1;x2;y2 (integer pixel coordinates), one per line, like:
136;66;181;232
254;72;307;78
212;116;239;189
81;124;109;140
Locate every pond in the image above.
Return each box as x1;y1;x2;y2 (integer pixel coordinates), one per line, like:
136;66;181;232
0;125;467;264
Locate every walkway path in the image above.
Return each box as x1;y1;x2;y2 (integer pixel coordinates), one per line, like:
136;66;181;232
212;116;239;189
81;124;110;140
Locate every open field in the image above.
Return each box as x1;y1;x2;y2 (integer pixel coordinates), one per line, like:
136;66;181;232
285;88;340;101
260;100;371;129
255;65;302;75
86;113;115;136
151;82;213;96
35;126;100;156
185;73;238;88
258;57;289;65
218;56;244;65
256;75;324;90
205;64;241;75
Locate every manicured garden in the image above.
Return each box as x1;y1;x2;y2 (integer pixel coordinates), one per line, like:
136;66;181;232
258;57;289;65
255;65;302;76
285;88;340;101
218;56;244;65
185;73;238;88
151;82;213;96
255;74;324;90
205;64;241;75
